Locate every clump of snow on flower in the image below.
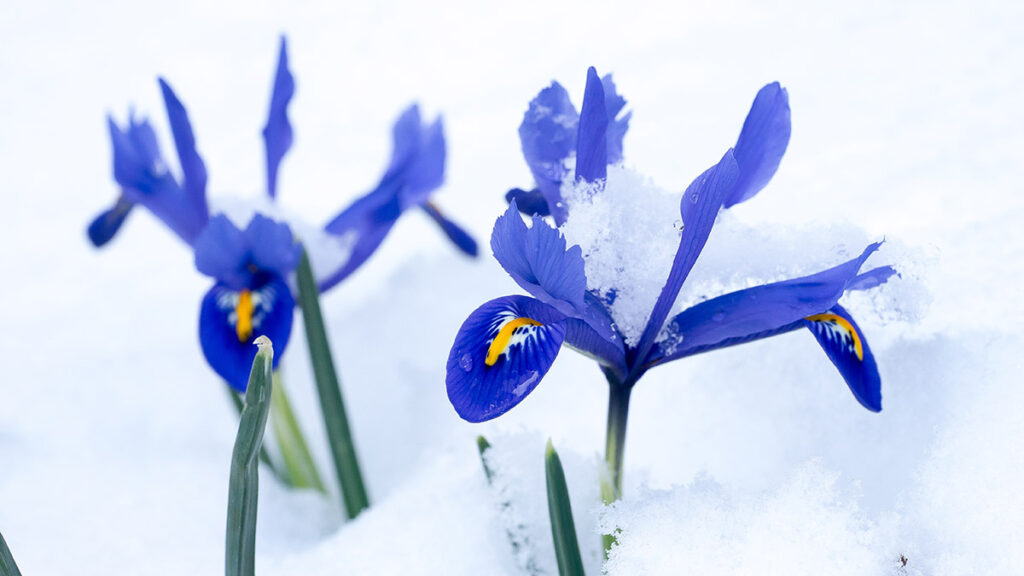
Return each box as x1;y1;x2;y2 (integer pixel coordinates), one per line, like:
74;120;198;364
560;164;925;348
561;165;681;346
601;464;905;576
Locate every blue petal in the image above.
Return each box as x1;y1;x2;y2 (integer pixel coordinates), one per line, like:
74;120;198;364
108;114;205;245
601;73;631;165
631;150;740;370
262;36;295;200
399;114;446;209
319;214;398;292
724;82;791;208
518;81;578;224
194;215;250;289
87;197;134;247
847;265;899;291
199;274;294;392
647;241;886;365
563;293;628;378
158;78;209;223
490;202;614;340
505;187;551;217
320;177;403;291
575;67;608;184
422;202;478;257
245;214;300;277
804;304;882;412
446;295;567;422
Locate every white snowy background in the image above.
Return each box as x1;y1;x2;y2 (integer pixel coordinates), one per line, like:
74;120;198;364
1;0;1021;574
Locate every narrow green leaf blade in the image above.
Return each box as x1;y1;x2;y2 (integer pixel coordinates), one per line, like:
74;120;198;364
296;248;369;518
476;435;495;484
226;336;274;576
270;373;326;492
0;531;23;576
546;439;586;576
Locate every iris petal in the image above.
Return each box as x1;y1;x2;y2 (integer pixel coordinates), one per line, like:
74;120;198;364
199;274;294;392
262;36;295;200
505;187;551;217
601;73;631;165
518;81;578;224
724;82;791;208
575;66;609;184
804;304;882;412
446;295;567;422
157;78;209;222
490;202;614;340
632;149;740;370
563;293;627;377
194;215;250;289
87;198;134;248
422;203;478;257
245;214;300;277
399;115;446;209
648;241;888;365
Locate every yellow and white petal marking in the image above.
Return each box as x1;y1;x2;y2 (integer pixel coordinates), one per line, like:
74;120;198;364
485;315;544;366
216;285;279;344
805;313;863;361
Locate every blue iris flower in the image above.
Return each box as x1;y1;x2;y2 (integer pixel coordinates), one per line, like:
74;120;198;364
89;37;477;391
447;67;897;423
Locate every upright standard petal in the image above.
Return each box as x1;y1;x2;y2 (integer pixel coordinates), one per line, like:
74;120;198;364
399;115;446;209
107;114;205;245
262;36;295;200
158;78;209;221
519;81;578;224
199;274;294;391
648;241;887;365
601;73;631;165
422;202;478;257
490;202;614;340
724;82;791;208
575;67;609;184
447;296;567;422
631;150;740;370
804;304;882;412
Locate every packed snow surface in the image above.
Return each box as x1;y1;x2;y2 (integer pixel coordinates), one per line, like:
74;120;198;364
1;0;1022;575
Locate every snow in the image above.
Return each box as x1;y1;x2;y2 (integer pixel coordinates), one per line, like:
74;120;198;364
1;0;1023;575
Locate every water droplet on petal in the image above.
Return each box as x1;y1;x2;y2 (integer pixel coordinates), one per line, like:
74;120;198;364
673;219;685;232
459;353;474;372
690;192;699;204
712;311;726;322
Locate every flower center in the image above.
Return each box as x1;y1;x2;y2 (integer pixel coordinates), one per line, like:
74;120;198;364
805;313;863;361
236;289;254;343
486;317;543;366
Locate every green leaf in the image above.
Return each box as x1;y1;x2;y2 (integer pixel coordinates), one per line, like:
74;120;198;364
296;248;369;519
0;531;23;576
226;336;274;576
476;435;495;484
227;384;285;484
269;372;326;493
546;439;586;576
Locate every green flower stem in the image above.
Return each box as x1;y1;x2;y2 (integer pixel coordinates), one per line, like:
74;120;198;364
269;372;326;493
1;530;23;576
226;336;274;576
546;440;586;576
601;381;632;555
296;248;369;519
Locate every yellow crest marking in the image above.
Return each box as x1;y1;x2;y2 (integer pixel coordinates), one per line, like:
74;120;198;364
236;289;254;343
805;313;863;361
485;317;543;366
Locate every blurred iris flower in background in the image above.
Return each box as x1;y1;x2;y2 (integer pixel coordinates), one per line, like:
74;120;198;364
88;36;477;390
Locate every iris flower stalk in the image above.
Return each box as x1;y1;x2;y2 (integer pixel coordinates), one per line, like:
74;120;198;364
88;37;477;501
447;68;896;521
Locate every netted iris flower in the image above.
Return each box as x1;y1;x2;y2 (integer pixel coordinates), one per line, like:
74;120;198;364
88;37;476;390
446;68;896;500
